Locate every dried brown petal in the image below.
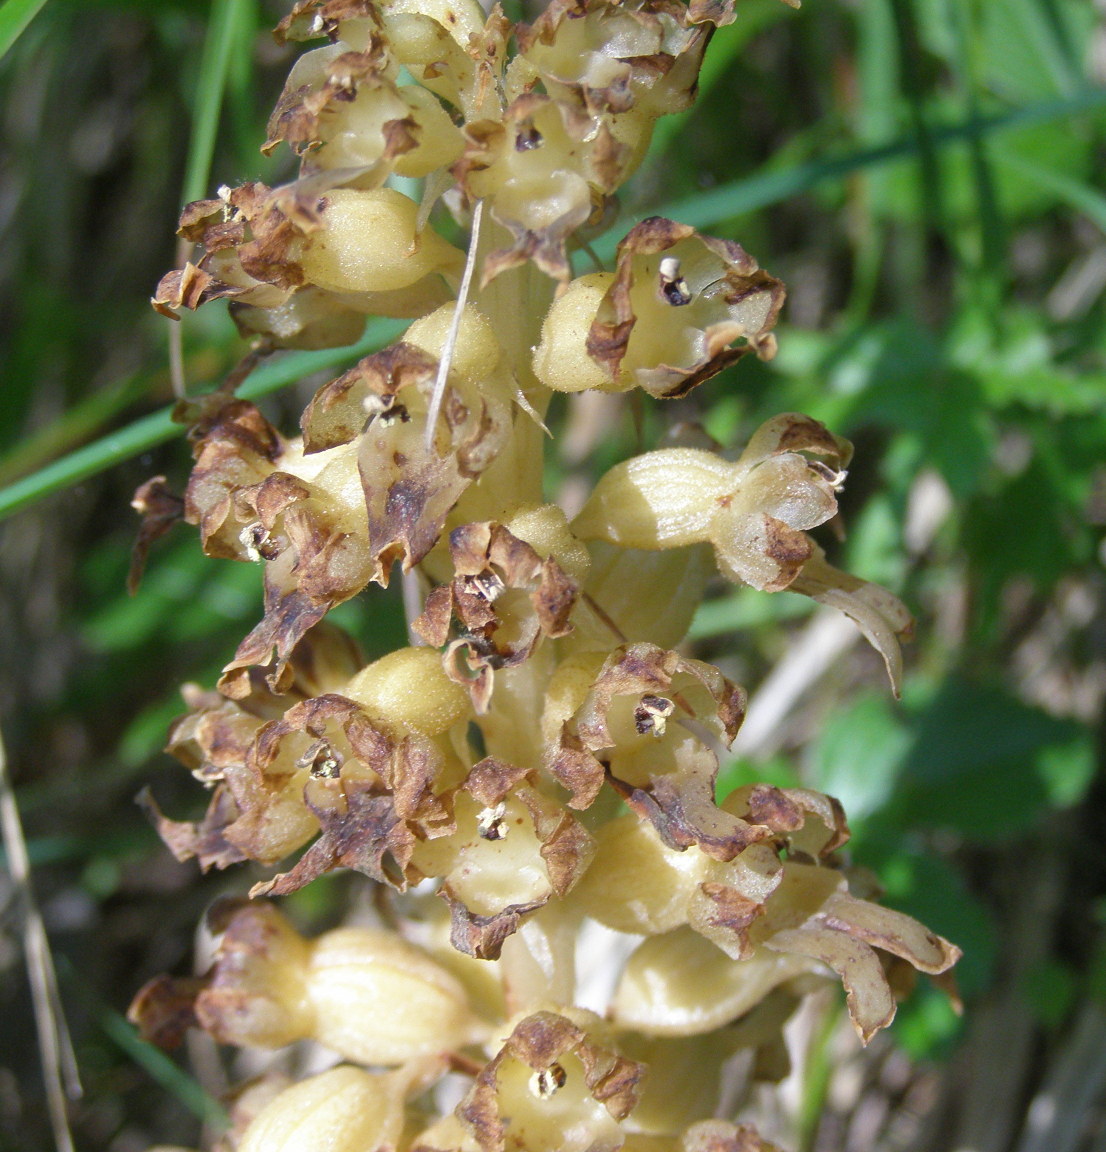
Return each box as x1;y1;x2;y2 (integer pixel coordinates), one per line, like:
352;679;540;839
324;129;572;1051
274;0;377;45
127;974;207;1050
128;476;185;593
517;0;716;123
138;784;247;871
248;698;453;895
445;894;548;961
549;642;755;860
754;862;961;1044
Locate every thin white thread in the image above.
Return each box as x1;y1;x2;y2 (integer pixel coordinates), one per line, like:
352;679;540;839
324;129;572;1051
425;198;484;452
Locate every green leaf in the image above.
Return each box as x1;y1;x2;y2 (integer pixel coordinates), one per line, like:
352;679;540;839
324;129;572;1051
182;0;254;206
809;694;911;827
717;755;803;799
689;586;814;640
0;0;47;61
991;144;1106;232
894;677;1095;839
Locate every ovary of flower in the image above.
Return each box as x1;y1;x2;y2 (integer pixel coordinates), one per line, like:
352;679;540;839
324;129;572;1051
192;903;484;1063
532;273;613;393
404;301;505;388
343;646;471;737
305;925;486;1062
572;814;780;939
503;503;592;585
572;438;839;593
236;1066;409;1152
299;187;464;294
612;928;815;1036
571;448;733;547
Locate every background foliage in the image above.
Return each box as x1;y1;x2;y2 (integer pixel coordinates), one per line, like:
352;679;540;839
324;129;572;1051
0;0;1104;1149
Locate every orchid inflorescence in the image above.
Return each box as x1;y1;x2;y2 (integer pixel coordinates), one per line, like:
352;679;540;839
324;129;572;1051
129;1;959;1149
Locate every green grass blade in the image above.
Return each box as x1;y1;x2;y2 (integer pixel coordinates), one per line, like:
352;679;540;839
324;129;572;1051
0;369;153;488
57;956;228;1129
0;318;406;524
0;0;47;60
1010;0;1080;96
639;86;1106;240
991;149;1106;234
182;0;254;206
947;0;1007;294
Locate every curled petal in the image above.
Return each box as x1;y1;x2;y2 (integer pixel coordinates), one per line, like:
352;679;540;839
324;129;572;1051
764;925;896;1044
789;546;915;697
456;94;630;284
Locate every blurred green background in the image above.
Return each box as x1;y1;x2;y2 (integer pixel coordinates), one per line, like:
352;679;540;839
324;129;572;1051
0;0;1104;1149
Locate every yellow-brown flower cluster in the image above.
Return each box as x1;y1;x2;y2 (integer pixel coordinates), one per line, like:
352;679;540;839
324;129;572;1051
131;2;958;1150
